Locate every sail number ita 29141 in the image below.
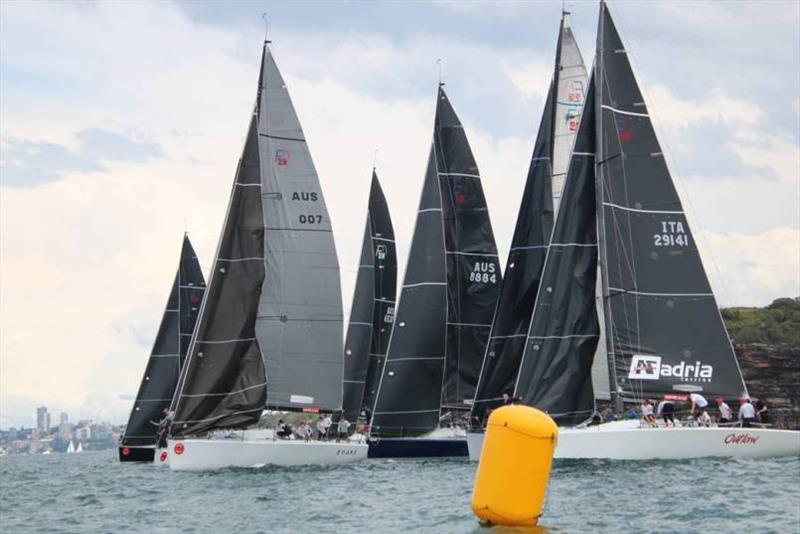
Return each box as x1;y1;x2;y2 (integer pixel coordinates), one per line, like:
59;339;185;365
469;261;497;284
653;220;689;247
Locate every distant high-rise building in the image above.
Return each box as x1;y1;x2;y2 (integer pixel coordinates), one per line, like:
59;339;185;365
59;412;68;424
36;407;48;433
46;412;51;433
8;427;18;441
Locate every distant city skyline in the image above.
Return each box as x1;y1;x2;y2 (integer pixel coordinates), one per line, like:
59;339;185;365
1;1;798;429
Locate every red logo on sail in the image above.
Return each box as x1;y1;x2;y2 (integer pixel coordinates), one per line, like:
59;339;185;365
453;184;467;204
174;443;185;455
121;447;130;456
616;117;633;143
160;451;168;462
191;292;202;305
275;149;289;166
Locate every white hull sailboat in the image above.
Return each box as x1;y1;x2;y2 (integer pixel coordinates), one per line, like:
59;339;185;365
467;2;800;464
167;38;357;471
168;438;367;471
468;420;800;461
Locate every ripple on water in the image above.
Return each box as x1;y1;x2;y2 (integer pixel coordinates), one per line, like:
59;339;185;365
1;452;798;533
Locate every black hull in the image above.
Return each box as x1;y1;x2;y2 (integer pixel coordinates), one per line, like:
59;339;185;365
118;446;155;462
367;437;468;458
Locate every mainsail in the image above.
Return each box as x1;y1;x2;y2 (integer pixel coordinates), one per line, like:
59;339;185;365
171;42;343;436
470;14;589;425
595;2;747;401
342;171;397;423
514;76;599;424
371;86;501;437
122;235;205;447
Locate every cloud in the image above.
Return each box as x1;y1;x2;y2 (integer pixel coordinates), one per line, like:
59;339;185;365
1;128;162;188
0;0;797;428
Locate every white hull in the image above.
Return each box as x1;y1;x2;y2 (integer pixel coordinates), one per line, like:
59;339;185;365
167;438;368;471
467;420;800;461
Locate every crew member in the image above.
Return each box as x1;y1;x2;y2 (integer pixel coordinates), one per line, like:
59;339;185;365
716;397;732;424
640;399;657;427
337;416;349;441
738;398;757;427
657;397;676;427
755;398;770;425
689;392;710;426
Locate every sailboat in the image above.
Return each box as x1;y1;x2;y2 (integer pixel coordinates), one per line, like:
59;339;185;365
66;440;75;454
368;84;502;458
119;235;206;464
342;171;397;427
76;442;83;453
167;40;367;471
469;11;589;430
469;1;800;461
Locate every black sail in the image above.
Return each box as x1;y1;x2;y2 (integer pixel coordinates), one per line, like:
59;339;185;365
342;171;397;423
470;80;556;425
122;236;206;447
596;3;747;400
371;86;501;436
360;172;397;418
171;112;268;436
514;76;599;424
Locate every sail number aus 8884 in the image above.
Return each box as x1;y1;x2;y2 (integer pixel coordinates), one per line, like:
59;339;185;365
653;220;689;247
469;262;497;284
299;214;323;224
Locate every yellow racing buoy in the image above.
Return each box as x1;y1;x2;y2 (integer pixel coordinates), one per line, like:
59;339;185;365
471;405;558;526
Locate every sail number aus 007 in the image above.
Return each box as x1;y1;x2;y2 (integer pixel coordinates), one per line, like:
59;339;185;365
653;220;689;247
469;261;498;284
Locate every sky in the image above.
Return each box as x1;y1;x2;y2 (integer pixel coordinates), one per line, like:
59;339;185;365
1;0;798;429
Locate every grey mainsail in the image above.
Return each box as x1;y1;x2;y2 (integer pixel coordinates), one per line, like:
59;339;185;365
171;42;343;436
595;2;747;401
371;86;501;437
514;75;599;424
342;171;397;423
123;236;206;446
255;45;343;413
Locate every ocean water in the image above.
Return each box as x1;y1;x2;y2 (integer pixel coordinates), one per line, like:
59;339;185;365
1;452;798;533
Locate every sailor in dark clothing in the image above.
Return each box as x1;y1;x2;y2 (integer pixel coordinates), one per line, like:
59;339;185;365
276;419;292;439
151;408;173;448
755;399;770;425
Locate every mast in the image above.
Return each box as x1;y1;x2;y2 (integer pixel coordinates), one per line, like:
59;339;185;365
371;86;501;437
595;0;620;412
594;2;747;405
121;236;205;447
